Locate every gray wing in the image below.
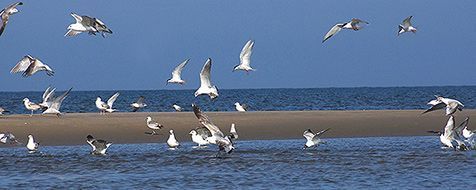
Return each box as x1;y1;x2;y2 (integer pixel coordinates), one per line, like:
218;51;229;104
0;15;6;36
195;127;212;139
172;59;189;76
0;2;23;36
312;128;331;141
107;92;120;108
455;117;469;136
402;16;413;28
351;18;369;25
199;58;213;87
136;96;145;104
42;86;56;102
10;55;33;73
422;102;446;114
192;104;224;137
322;23;344;43
93;139;110;151
50;88;72;110
64;29;81;37
70;13;83;23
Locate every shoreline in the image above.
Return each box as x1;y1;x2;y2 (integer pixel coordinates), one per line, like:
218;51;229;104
1;110;473;147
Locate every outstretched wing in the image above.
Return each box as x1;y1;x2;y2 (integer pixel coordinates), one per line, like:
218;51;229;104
422;102;446;114
312;128;331;141
10;55;33;73
402;16;413;28
136;96;145;104
239;40;254;67
303;129;315;141
50;88;72;110
172;59;189;77
322;24;344;43
192;104;223;137
107;92;120;108
199;58;213;88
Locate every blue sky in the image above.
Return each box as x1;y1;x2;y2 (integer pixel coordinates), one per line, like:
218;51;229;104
0;0;475;91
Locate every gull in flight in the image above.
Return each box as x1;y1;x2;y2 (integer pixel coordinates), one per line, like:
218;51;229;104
194;58;219;100
10;55;54;77
167;130;180;149
234;102;247;112
0;107;9;115
398;16;417;36
167;59;189;85
192;104;234;154
322;18;369;43
189;127;211;148
26;134;39;153
65;13;112;37
233;40;255;72
96;92;120;114
0;132;19;144
130;96;147;112
86;135;112;155
42;88;72;116
422;96;464;116
303;128;330;149
22;98;41;116
145;116;163;135
0;2;23;37
229;123;238;140
172;104;182;112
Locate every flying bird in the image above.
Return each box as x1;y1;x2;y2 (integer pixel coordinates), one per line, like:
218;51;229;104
194;58;219;100
167;59;189;85
398;16;417;36
192;104;234;154
96;92;120;114
172;104;182;112
65;13;112;37
145;116;163;135
86;135;112;155
130;96;147;112
233;40;255;72
167;130;180;149
26;134;39;153
22;98;41;116
10;55;54;77
0;2;23;37
422;96;464;116
322;18;369;43
42;88;72;115
303;128;330;149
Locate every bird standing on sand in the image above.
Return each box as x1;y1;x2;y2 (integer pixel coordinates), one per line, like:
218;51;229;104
189;127;211;147
42;88;72;115
146;116;163;135
26;134;39;153
0;2;23;37
65;13;112;37
422;96;464;116
194;58;219;100
11;55;54;77
322;18;369;43
303;128;330;149
167;59;189;85
0;107;9;115
96;92;120;114
130;96;147;112
233;40;255;72
234;102;247;112
172;104;182;112
192;104;234;154
167;130;180;149
86;135;112;155
22;98;41;116
398;16;417;36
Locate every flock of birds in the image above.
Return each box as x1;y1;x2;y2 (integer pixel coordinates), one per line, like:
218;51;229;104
0;2;474;156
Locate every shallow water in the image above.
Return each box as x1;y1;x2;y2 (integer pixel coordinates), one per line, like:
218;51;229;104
1;86;475;114
0;136;475;189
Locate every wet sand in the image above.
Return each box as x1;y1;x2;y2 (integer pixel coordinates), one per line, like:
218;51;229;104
0;110;473;146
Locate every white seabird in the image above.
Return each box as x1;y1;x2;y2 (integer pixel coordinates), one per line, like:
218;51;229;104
172;104;182;112
233;40;255;72
322;18;369;43
0;132;19;144
42;88;72;116
167;129;180;149
146;116;163;135
130;96;147;112
463;124;475;139
230;123;238;140
189;127;211;147
65;13;112;37
303;128;330;149
10;55;54;77
39;86;56;109
96;92;120;114
167;59;189;85
429;116;469;150
22;98;41;116
194;58;219;100
0;2;23;37
192;104;234;154
234;102;247;112
422;96;464;116
0;107;9;115
26;134;39;153
86;135;112;155
398;16;417;36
